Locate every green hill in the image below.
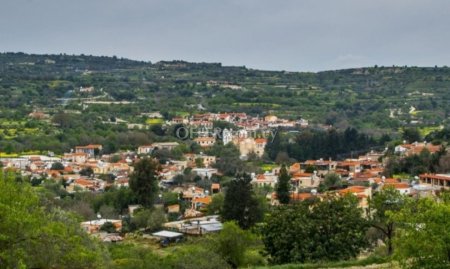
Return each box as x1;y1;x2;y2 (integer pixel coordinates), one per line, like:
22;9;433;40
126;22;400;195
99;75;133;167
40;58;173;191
0;52;449;153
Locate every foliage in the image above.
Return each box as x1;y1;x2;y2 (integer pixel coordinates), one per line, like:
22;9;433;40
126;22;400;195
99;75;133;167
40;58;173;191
80;166;94;177
390;193;450;268
131;208;166;232
368;187;407;255
402;127;422;143
129;157;160;208
383;146;446;177
89;187;137;215
162;191;179;206
0;170;109;268
50;161;65;170
266;128;379;162
108;243;166;269
211;221;255;268
252;254;390;269
262;195;369;264
210;143;245;176
100;221;117;233
222;173;264;229
207;192;225;215
276;165;291;204
166;245;231;269
322;173;343;191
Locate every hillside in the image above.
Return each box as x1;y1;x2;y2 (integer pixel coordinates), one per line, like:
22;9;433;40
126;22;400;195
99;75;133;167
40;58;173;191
1;52;450;154
1;52;449;130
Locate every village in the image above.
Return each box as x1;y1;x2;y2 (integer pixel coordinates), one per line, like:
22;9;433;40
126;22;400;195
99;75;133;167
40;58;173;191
1;111;449;247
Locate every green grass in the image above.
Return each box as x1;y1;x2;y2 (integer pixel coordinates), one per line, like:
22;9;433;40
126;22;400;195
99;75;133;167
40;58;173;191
392;173;411;180
146;118;164;125
0;152;19;158
0;150;45;157
174;111;190;117
254;255;392;269
261;163;278;172
418;126;442;137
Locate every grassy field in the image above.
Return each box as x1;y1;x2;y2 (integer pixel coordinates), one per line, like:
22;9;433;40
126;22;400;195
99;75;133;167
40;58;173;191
261;163;278;172
255;256;393;269
146;118;165;125
418;126;443;137
0;151;45;157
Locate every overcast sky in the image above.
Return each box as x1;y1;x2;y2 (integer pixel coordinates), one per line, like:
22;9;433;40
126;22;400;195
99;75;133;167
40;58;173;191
1;0;449;71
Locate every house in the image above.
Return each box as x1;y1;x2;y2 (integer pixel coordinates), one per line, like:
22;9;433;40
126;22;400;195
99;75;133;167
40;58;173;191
336;160;362;174
291;172;320;189
394;142;442;156
302;159;337;175
192;168;218;179
167;204;180;214
63;152;88;164
337;186;372;210
289;163;302;174
252;172;278;188
152;230;184;245
184;153;216;168
80;219;122;234
137;145;154;155
192;196;212;211
271;192;317;205
254;138;267;157
75;144;103;157
419;173;450;189
138;142;180;154
114;177;129;188
182;186;206;201
164;216;223;235
211;183;221;194
194;137;216;147
171;117;189;125
234;137;266;158
383;182;412;195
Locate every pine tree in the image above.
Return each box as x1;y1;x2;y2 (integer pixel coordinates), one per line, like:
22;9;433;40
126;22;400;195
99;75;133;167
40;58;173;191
129;157;161;208
276;165;291;204
222;173;263;229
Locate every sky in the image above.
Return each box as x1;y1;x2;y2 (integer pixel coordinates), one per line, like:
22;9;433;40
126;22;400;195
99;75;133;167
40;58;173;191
1;0;450;72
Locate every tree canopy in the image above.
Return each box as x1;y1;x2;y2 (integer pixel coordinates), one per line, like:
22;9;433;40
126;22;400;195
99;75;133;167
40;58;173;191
262;195;368;264
222;173;264;229
0;170;108;268
390;192;450;268
129;157;161;208
276;165;290;204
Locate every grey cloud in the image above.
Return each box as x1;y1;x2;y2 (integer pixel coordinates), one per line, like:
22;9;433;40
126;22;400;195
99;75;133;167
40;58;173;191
1;0;449;71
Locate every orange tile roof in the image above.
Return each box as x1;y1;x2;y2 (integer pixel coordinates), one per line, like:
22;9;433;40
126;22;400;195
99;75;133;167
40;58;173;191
338;161;361;166
256;174;266;180
384;178;400;184
339;186;367;195
419;173;450;182
192;196;212;204
292;172;312;178
290;192;314;201
255;138;267;144
75;178;95;187
76;144;102;149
